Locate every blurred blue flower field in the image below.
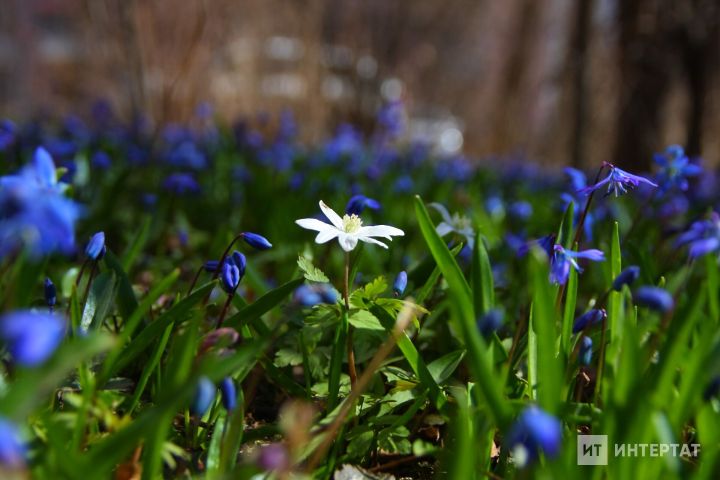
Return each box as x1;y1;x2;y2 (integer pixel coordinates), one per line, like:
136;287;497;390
0;103;718;479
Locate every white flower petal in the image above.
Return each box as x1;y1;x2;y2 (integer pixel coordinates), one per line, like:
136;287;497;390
357;225;404;239
315;229;339;244
430;203;454;224
436;222;454;237
359;236;388;248
296;218;333;232
338;233;359;251
319;200;344;230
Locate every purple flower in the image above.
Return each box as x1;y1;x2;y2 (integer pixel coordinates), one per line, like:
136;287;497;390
612;266;640;291
229;251;247;277
293;284;338;307
91;151;112;170
221;261;241;293
162;173;200;195
550;245;605;285
634;286;673;313
580;162;657;197
0;417;25;468
0;310;66;366
477;308;504;337
572;309;606;333
505;406;562;466
242;232;272;250
675;213;720;259
653;145;702;192
256;443;290;472
203;260;220;273
345;195;381;216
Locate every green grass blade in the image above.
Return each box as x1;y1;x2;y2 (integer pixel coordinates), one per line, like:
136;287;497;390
471;235;494;316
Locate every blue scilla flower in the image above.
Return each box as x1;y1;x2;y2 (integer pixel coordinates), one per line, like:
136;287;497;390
393;271;408;296
550;245;605;285
572;308;606;333
242;232;272;250
675;212;720;259
0;310;65;366
376;100;405;139
44;277;56;307
579;336;593;366
203;260;220;273
580;162;657;197
345;195;381;216
562;168;596;240
90;151;111;170
509;201;533;221
634;286;674;313
162;173;200;195
229;251;247;277
293;284;338;307
190;376;216;416
221;261;241;293
612;266;640;291
505;406;562;466
219;377;237;411
85;231;106;260
653;145;702;192
0;148;81;258
477;308;504;337
0;417;25;468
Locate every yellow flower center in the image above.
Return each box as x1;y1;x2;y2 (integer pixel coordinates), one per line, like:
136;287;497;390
342;214;363;233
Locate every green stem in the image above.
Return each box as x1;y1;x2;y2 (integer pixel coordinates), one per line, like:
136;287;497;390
344;252;357;388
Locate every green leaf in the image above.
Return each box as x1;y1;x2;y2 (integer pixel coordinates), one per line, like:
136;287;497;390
427;350;465;384
348;310;385;331
557;201;575;249
529;250;562;414
414;195;508;426
80;271;117;332
561;266;578;358
224;278;304;332
471;236;494;316
121;215;152;272
298;255;329;283
103;250;139;321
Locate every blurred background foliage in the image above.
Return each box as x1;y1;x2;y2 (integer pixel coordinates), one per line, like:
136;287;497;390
0;0;719;169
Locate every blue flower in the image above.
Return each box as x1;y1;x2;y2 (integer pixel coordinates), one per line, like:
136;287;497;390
162;173;200;195
505;406;562;466
572;309;606;333
393;271;408;296
203;260;220;273
562;168;596;240
634;286;673;313
293;284;338;307
229;251;247;277
44;277;56;307
508;201;533;221
219;377;237;411
91;151;112;170
190;376;216;416
580;163;657;197
0;147;81;258
221;261;241;293
0;310;65;366
477;308;504;337
579;336;593;366
0;120;17;152
612;266;640;291
85;231;106;260
242;232;273;250
550;245;605;285
345;195;381;216
653;145;702;192
675;212;720;259
0;417;25;468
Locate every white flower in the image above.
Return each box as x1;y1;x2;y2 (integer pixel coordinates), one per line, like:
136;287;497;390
296;200;404;252
430;203;475;250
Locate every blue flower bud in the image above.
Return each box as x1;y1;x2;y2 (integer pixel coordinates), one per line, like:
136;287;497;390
393;271;408;296
505;406;562;466
0;417;25;468
203;260;219;273
477;308;504;337
579;336;593;366
221;261;241;293
572;308;606;333
229;251;247;277
242;232;272;250
612;265;640;291
634;286;674;313
294;285;322;306
219;377;237;411
85;232;106;260
345;195;381;216
317;284;338;304
0;310;65;366
44;277;56;307
190;376;216;416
